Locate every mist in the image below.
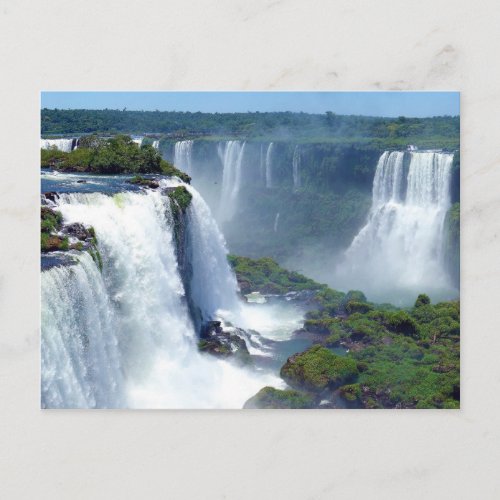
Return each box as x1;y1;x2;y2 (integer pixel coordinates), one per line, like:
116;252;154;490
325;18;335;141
164;135;459;306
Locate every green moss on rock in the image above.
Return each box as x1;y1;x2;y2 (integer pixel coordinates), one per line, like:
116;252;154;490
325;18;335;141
41;233;69;252
339;383;361;402
161;159;191;183
168;186;193;212
228;254;325;295
127;175;159;188
345;300;373;315
243;387;316;409
280;345;358;392
41;206;67;252
41;206;62;233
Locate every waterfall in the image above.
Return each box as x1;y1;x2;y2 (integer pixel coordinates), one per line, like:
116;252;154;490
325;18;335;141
174;140;194;175
131;137;144;147
292;145;301;190
41;252;124;408
274;212;280;233
340;151;454;301
152;140;160;150
184;183;242;323
265;142;274;188
218;140;246;222
41;188;277;408
40;138;75;152
260;144;265;183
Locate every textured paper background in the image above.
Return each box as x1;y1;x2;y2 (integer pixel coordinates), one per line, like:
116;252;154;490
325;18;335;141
1;1;499;498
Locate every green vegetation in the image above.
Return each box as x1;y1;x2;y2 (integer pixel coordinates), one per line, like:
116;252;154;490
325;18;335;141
41;233;69;252
84;226;103;270
234;256;459;408
339;383;361;402
40;148;67;167
228;254;325;295
280;345;359;392
127;175;159;188
41;206;62;233
444;202;460;287
41;134;190;182
167;186;193;212
227;185;373;260
300;284;460;408
41;109;459;149
41;206;103;270
41;207;68;252
243;387;316;409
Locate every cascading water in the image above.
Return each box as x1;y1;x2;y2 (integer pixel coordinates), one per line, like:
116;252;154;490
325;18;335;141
260;144;265;183
338;150;455;303
41;252;124;408
184;182;242;322
40;138;75;152
41;187;279;408
292;145;301;190
174;140;194;175
218;140;246;222
152;140;159;150
131;137;144;147
274;212;280;233
265;142;274;188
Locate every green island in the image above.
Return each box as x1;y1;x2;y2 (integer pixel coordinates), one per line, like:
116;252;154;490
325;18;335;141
41;134;190;182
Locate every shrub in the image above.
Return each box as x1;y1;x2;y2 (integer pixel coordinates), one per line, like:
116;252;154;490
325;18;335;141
345;300;373;315
385;311;419;338
280;345;358;392
243;387;315;409
339;383;361;402
344;290;368;303
415;294;431;308
41;207;62;233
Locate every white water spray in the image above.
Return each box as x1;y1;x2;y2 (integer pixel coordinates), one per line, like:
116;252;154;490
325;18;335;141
339;150;455;302
41;252;124;408
41;188;279;408
185;184;242;322
218;140;246;222
292;145;301;190
260;144;265;183
265;142;274;188
274;212;280;233
174;140;194;175
40;138;76;152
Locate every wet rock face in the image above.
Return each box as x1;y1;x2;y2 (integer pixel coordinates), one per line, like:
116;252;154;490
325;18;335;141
199;321;250;364
43;192;60;204
127;176;160;189
63;223;92;240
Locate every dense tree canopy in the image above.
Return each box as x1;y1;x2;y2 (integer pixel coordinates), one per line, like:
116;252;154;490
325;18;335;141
41;134;190;181
41;109;460;149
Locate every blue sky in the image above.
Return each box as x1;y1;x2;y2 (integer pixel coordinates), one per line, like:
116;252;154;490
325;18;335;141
41;91;459;117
